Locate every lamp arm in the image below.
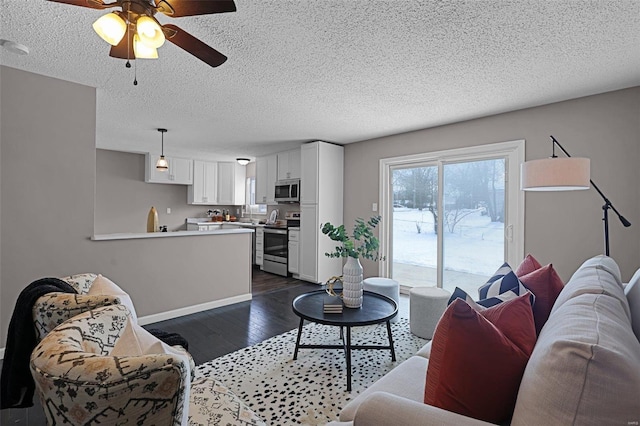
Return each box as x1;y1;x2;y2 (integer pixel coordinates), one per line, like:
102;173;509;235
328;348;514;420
549;135;631;228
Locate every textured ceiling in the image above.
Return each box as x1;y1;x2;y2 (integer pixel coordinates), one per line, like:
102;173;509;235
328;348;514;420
1;0;639;160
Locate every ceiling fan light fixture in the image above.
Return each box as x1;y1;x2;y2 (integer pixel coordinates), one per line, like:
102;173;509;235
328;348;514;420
236;158;250;166
134;34;159;59
92;12;126;46
136;15;165;48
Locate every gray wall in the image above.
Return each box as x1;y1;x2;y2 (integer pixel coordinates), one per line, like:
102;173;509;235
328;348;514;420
95;149;239;233
344;87;640;282
0;67;251;347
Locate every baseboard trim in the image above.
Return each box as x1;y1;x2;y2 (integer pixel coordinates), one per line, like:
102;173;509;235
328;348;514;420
0;294;253;360
137;293;253;326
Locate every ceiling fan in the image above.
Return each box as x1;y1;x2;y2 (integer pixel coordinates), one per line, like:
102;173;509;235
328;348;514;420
47;0;236;67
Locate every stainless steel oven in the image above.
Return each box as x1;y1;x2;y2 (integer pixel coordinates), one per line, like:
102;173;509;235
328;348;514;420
262;227;288;276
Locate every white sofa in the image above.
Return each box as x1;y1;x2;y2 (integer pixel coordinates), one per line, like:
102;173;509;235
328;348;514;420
331;255;640;425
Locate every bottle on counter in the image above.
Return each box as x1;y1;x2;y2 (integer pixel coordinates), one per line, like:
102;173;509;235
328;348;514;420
147;206;158;232
225;209;230;221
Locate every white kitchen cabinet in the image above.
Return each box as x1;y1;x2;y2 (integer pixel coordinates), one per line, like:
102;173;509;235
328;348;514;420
299;141;344;284
288;229;300;275
255;227;264;266
145;153;193;185
256;154;278;204
188;160;218;205
217;161;246;205
277;149;301;181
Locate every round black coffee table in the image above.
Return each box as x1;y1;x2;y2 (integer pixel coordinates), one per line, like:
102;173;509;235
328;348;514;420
291;290;398;391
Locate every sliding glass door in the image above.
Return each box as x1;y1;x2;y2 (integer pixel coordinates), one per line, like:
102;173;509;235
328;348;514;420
380;141;524;294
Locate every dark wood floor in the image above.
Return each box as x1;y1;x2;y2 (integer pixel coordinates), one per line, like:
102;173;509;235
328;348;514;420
1;266;318;425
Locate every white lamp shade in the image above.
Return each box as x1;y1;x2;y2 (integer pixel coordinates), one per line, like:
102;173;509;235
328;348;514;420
133;34;158;59
92;13;127;46
521;157;590;191
136;16;165;48
236;158;250;166
156;155;169;171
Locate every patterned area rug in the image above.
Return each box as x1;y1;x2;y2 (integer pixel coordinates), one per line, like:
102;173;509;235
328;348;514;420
196;317;427;426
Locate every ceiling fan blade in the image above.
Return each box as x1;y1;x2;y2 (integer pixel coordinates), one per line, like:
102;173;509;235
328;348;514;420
109;29;135;60
162;24;227;67
46;0;114;10
156;0;236;17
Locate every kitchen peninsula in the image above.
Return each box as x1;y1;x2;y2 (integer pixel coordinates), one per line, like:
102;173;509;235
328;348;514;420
88;226;254;326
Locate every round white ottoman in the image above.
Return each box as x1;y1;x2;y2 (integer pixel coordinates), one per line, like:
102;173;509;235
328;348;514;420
363;277;400;322
409;286;451;339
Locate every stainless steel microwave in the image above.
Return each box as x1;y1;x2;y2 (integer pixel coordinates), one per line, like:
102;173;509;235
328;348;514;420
274;179;300;203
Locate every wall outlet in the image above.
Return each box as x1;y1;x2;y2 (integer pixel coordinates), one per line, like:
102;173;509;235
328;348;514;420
166;207;171;214
372;203;378;212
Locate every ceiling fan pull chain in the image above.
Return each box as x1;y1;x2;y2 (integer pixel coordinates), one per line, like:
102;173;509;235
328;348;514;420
134;59;138;86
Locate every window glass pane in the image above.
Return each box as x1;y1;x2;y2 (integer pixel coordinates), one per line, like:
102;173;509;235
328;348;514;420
442;158;505;295
391;166;438;287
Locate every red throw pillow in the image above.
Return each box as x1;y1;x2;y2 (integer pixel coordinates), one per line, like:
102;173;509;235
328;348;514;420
515;253;543;277
518;264;564;335
424;294;536;424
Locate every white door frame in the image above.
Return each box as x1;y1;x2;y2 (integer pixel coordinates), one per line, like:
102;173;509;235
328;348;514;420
378;140;525;284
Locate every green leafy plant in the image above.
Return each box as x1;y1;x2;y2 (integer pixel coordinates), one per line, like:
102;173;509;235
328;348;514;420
321;216;384;261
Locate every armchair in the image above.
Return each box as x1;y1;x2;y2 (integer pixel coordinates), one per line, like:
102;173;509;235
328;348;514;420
30;305;264;425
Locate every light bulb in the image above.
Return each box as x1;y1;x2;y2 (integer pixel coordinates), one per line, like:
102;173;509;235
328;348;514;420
136;16;165;48
134;34;158;59
92;13;126;46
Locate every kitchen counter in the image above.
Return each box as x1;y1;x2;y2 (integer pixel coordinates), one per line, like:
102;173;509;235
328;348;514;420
91;228;253;241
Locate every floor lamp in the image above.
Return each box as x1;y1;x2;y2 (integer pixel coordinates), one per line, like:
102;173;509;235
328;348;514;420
521;135;631;256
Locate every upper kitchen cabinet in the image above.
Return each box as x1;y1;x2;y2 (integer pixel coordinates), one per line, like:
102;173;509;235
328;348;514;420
256;154;278;204
188;160;218;205
217;161;246;205
277;149;301;181
145;154;193;184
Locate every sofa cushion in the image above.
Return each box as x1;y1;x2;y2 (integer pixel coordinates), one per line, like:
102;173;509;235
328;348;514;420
518;264;564;334
477;263;528;307
424;294;536;424
625;268;640;342
552;255;630;321
87;274;138;321
515;253;542;277
512;291;640;425
339;356;428;422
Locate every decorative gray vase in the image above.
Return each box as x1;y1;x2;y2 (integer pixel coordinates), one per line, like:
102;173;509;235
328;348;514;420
342;256;363;308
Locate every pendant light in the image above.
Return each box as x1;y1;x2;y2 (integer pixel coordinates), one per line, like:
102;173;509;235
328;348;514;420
156;128;169;171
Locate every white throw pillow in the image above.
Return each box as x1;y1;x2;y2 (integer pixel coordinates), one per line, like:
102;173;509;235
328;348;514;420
624;268;640;342
112;318;191;425
87;275;138;321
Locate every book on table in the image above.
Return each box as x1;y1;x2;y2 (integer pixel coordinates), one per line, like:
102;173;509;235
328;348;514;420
323;295;343;314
